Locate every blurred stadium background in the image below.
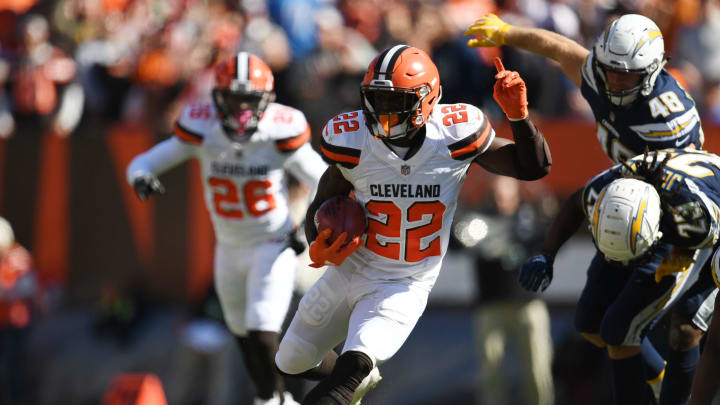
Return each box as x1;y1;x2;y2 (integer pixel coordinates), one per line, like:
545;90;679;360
1;0;720;404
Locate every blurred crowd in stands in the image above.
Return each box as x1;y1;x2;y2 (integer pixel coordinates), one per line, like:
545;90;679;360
1;0;720;142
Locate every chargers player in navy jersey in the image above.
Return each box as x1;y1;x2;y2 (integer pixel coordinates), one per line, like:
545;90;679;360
519;149;720;405
466;13;713;404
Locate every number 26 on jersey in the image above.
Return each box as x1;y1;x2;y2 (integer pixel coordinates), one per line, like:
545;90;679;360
209;177;276;219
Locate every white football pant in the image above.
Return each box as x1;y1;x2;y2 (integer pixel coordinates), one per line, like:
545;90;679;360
275;262;431;374
214;241;297;336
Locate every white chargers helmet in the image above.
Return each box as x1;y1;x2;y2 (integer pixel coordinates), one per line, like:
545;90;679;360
593;14;666;106
590;178;663;265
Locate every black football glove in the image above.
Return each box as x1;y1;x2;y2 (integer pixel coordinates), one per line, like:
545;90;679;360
133;174;165;200
519;253;554;292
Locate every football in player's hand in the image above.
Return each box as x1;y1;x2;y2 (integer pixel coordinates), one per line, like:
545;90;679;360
314;196;367;244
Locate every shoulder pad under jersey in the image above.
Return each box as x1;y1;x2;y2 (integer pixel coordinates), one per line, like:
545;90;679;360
259;103;312;153
435;103;494;160
174;102;216;145
629;72;702;144
319;110;364;169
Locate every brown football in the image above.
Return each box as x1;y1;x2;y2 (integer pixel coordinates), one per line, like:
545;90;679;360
314;195;367;243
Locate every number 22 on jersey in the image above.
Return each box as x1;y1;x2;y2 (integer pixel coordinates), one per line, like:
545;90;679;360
365;200;446;262
209;177;277;219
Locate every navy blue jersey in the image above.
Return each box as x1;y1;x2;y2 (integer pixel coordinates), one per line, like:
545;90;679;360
582;149;720;249
581;52;704;164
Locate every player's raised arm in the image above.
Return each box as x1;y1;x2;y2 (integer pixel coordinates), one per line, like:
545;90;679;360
126;137;197;200
465;14;588;87
474;58;551;180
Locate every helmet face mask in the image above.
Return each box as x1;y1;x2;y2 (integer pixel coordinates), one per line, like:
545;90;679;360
593;14;666;107
360;83;429;140
596;67;645;106
212;88;273;142
213;52;275;143
360;45;441;140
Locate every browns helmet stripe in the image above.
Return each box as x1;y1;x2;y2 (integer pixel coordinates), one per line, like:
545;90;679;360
236;52;249;82
375;45;410;81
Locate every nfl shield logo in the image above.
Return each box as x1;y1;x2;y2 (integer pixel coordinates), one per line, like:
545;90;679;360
401;165;411;175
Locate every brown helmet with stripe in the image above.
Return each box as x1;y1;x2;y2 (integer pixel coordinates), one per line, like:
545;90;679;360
360;45;441;140
213;52;276;142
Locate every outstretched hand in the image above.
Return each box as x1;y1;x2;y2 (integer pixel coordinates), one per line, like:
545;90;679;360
465;14;512;48
519;254;554;292
492;57;529;120
133;174;165;200
308;229;361;268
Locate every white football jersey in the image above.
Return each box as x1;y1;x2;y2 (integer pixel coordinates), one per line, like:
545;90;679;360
319;104;494;283
127;101;327;246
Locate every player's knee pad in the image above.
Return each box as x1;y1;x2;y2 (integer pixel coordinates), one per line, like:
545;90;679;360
275;334;319;375
669;322;703;351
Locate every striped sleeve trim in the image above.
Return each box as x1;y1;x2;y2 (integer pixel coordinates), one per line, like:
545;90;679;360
320;131;360;168
174;122;203;144
448;118;492;160
275;124;311;153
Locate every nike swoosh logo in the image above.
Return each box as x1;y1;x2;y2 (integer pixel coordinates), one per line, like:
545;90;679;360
675;135;690;147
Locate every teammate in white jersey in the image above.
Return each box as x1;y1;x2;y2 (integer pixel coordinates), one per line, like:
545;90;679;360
126;52;326;405
274;45;552;405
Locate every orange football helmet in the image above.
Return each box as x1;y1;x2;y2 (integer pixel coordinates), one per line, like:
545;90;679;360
213;52;275;142
360;45;441;139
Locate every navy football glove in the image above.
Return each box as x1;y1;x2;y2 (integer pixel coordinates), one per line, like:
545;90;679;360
519;254;554;292
133;174;165;200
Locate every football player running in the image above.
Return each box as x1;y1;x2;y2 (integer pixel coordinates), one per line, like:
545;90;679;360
467;13;713;404
274;45;552;405
520;149;720;405
127;52;327;405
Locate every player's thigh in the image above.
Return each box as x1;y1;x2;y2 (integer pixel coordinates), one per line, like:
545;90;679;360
672;258;718;333
574;251;632;334
601;249;706;346
245;242;297;332
276;269;352;375
214;244;251;335
343;279;430;365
